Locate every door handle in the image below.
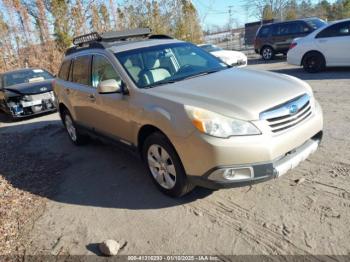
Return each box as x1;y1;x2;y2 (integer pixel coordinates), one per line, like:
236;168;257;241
88;94;96;102
318;39;327;43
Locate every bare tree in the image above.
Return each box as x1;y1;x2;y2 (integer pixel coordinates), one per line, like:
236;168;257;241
242;0;289;21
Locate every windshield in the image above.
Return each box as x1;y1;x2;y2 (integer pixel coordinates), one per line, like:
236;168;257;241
116;43;229;89
306;18;327;29
3;69;53;88
200;44;222;53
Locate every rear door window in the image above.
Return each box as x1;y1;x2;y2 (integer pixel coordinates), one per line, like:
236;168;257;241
273;23;290;36
72;55;92;86
58;60;71;81
317;21;350;38
287;22;307;34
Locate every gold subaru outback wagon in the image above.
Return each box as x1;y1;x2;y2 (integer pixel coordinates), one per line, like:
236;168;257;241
54;29;323;197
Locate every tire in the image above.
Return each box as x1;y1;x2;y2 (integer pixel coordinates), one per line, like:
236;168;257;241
261;46;274;60
142;132;194;197
62;109;88;145
303;52;325;73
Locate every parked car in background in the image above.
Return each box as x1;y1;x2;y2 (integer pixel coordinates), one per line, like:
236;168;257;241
55;29;323;197
198;44;248;67
255;18;327;60
0;68;56;119
288;19;350;73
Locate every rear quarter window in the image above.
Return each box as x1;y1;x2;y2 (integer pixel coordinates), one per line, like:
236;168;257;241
58;60;71;81
72;56;92;86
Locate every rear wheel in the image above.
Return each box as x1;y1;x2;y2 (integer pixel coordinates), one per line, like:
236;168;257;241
261;46;274;60
142;132;194;197
303;52;325;73
62;110;88;145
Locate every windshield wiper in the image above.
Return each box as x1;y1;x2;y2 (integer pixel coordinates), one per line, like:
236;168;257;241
143;68;228;89
180;69;222;81
144;80;177;89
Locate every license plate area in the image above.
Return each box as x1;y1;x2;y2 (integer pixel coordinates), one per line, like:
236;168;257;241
274;139;319;177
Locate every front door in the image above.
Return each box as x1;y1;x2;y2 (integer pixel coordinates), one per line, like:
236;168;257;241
90;54;133;143
315;21;350;66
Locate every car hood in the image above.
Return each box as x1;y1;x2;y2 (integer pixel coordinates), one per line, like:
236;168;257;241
4;80;53;96
211;50;246;61
146;68;311;120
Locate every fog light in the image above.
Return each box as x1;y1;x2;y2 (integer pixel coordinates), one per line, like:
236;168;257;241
208;167;253;182
223;169;236;180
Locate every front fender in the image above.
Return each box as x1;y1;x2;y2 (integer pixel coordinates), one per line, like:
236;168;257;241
134;103;195;147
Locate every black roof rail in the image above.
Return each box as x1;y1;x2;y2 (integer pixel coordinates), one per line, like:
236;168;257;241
65;42;105;56
148;34;173;39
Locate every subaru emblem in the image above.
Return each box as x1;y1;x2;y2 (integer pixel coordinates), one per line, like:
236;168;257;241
40;87;47;92
289;104;298;115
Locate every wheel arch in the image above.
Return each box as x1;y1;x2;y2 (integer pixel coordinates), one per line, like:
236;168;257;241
137;124;174;159
260;45;274;55
301;50;326;66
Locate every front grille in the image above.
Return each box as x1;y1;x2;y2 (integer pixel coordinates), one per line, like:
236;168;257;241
260;94;312;133
30;92;54;101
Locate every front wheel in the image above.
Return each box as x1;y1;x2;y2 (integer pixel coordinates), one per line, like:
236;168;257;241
142;132;194;197
62;110;88;145
303;52;325;73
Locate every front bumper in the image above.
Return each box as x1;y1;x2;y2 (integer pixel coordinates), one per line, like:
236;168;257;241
287;50;302;66
7;91;57;118
188;134;321;189
173;102;323;188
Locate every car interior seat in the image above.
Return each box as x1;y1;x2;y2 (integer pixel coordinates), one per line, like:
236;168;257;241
139;53;171;87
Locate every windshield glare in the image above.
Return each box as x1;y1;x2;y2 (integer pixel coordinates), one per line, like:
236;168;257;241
4;69;53;88
116;43;228;89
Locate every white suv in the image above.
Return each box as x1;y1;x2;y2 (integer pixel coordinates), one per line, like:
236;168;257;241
287;19;350;72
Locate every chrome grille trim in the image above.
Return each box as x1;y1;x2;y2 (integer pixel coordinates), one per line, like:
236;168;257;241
260;94;312;133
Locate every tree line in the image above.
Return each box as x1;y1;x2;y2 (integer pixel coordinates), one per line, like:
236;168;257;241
0;0;203;74
245;0;350;22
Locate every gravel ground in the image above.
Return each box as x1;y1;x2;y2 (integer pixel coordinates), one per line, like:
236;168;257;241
0;60;349;257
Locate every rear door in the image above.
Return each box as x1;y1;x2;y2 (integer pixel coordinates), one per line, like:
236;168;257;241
315;21;350;66
272;22;310;52
69;55;97;128
272;23;291;52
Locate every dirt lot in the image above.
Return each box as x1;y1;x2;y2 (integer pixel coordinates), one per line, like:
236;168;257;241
1;60;350;257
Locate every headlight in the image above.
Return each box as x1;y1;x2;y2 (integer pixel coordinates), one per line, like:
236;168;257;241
22;95;32;101
185;106;261;138
309;95;316;111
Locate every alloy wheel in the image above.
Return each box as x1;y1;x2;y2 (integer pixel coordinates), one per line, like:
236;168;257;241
147;144;176;189
65;114;77;142
262;47;272;60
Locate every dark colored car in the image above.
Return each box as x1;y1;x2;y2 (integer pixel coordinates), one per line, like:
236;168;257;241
254;18;327;60
0;68;56;119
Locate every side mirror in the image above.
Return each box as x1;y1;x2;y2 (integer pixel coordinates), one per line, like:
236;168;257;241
97;79;121;94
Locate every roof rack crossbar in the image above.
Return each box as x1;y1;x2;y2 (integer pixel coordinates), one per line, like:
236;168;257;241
72;28;152;46
73;32;101;46
101;28;151;41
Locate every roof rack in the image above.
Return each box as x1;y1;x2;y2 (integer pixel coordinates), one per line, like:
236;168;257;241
66;28;173;56
72;28;152;46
